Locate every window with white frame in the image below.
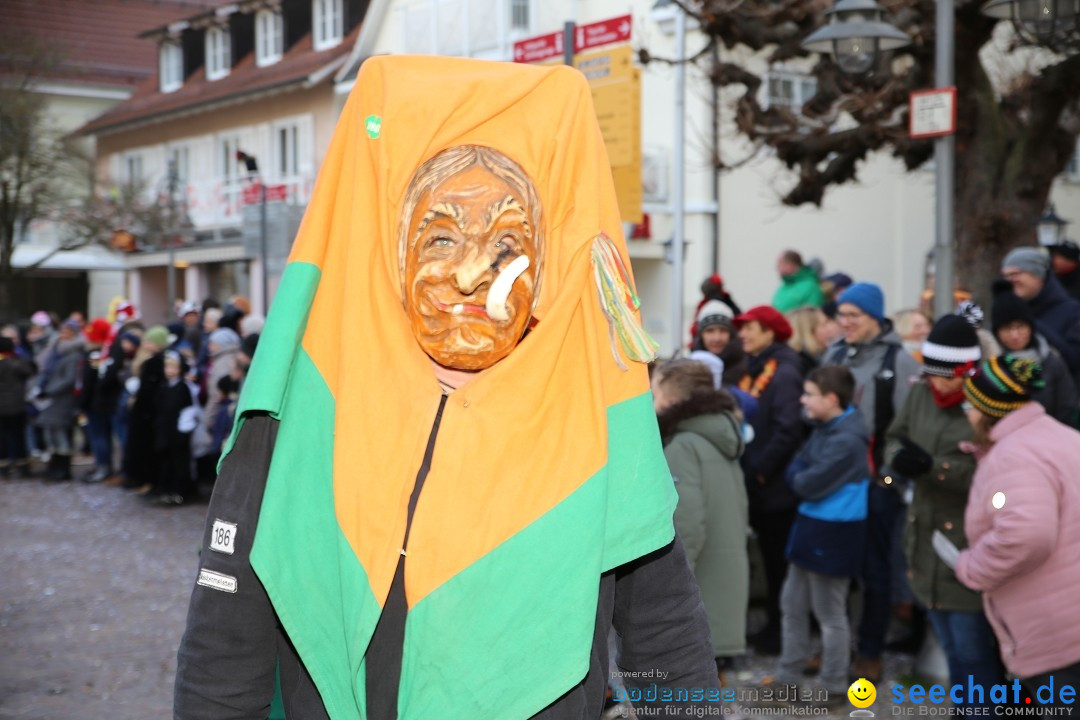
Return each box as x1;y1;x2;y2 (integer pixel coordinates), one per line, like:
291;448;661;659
256;9;284;66
124;152;144;188
159;41;183;93
763;70;817;111
218;135;243;185
277;124;299;179
313;0;343;50
1067;137;1080;182
168;145;190;187
206;25;231;80
509;0;529;31
272;115;314;185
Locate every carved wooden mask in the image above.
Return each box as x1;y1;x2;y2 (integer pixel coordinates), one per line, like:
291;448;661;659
400;146;543;371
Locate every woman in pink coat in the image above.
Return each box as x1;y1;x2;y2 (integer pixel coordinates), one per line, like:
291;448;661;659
951;355;1080;706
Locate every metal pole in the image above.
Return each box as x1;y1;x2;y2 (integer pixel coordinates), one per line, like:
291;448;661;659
260;179;269;314
711;42;721;274
933;0;955;320
166;159;177;310
563;21;575;65
672;9;687;353
167;245;176;310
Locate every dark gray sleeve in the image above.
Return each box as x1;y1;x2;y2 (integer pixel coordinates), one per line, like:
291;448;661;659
174;415;280;720
612;537;723;714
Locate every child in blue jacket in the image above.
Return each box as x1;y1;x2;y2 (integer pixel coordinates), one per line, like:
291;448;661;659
778;365;870;695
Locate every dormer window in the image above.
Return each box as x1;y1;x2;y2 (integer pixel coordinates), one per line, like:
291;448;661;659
206;25;231;81
256;9;284;66
313;0;343;50
159;41;183;93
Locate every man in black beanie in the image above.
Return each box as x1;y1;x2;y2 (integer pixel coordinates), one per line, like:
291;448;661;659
1001;246;1080;390
1048;241;1080;302
991;291;1078;426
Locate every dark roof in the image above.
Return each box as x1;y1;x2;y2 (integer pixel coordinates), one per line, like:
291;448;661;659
79;23;359;135
3;0;222;88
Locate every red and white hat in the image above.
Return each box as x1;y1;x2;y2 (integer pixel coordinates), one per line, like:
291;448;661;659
922;314;981;377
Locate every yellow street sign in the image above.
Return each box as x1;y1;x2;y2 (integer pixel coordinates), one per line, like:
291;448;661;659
575;47;642;222
591;76;636;166
574;45;635;82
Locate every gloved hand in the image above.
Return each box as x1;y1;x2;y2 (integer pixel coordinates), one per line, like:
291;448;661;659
891;437;933;477
932;529;959;571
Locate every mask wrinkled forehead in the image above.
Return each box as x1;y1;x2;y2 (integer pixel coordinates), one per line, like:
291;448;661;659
397;145;545;306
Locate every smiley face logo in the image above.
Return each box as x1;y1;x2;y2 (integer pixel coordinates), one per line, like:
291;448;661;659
848;677;877;708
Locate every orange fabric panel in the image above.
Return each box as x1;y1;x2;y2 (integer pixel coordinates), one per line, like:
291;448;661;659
285;56;650;607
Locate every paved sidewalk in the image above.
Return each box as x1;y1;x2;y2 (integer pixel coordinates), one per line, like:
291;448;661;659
0;474;207;720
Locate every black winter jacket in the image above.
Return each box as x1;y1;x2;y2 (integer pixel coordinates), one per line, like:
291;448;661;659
1028;276;1080;384
739;343;805;514
174;415;723;720
0;353;33;417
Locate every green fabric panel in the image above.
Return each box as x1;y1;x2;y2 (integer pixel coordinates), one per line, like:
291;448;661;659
250;348;380;720
398;468;605;720
220;261;322;465
600;391;678;571
398;391;675;719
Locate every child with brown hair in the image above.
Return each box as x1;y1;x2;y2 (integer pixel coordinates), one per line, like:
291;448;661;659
778;365;870;695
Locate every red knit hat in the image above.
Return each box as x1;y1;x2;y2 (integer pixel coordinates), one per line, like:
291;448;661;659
734;305;793;343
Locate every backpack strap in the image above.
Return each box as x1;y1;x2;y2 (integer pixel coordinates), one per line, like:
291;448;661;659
825;344;848;366
870;344;901;473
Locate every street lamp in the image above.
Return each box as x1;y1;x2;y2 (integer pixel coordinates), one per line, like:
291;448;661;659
1037;203;1070;246
801;0;911;76
981;0;1080;50
236;150;269;315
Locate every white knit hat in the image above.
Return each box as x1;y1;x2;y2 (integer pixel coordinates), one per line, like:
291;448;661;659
696;300;734;330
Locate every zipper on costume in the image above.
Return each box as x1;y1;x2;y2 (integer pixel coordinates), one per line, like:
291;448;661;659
400;393;448;555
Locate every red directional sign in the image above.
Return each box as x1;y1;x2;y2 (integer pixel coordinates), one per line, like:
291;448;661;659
513;30;564;63
575;14;632;53
242;182;289;204
514;15;632;64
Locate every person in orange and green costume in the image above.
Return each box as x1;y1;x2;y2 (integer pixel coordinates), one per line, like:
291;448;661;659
174;57;721;719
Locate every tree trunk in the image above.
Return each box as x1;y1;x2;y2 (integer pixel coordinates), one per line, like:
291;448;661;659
951;6;1072;311
0;268;13;324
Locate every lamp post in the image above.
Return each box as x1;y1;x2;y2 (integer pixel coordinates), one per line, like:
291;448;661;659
166;159;179;311
1037;203;1070;247
801;0;911;76
981;0;1080;51
236;150;268;314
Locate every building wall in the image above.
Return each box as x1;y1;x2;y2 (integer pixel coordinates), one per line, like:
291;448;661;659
91;83;339;316
87;270;128;319
22;90;124;247
94;84;337;160
94;84;338;232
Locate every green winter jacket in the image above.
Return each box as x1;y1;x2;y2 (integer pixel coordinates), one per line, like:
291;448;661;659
885;382;983;613
664;410;749;656
771;266;824;313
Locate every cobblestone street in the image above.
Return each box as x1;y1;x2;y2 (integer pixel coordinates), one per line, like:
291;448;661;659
1;471;207;720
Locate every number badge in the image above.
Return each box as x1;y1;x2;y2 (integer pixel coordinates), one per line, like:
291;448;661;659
210;519;238;555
